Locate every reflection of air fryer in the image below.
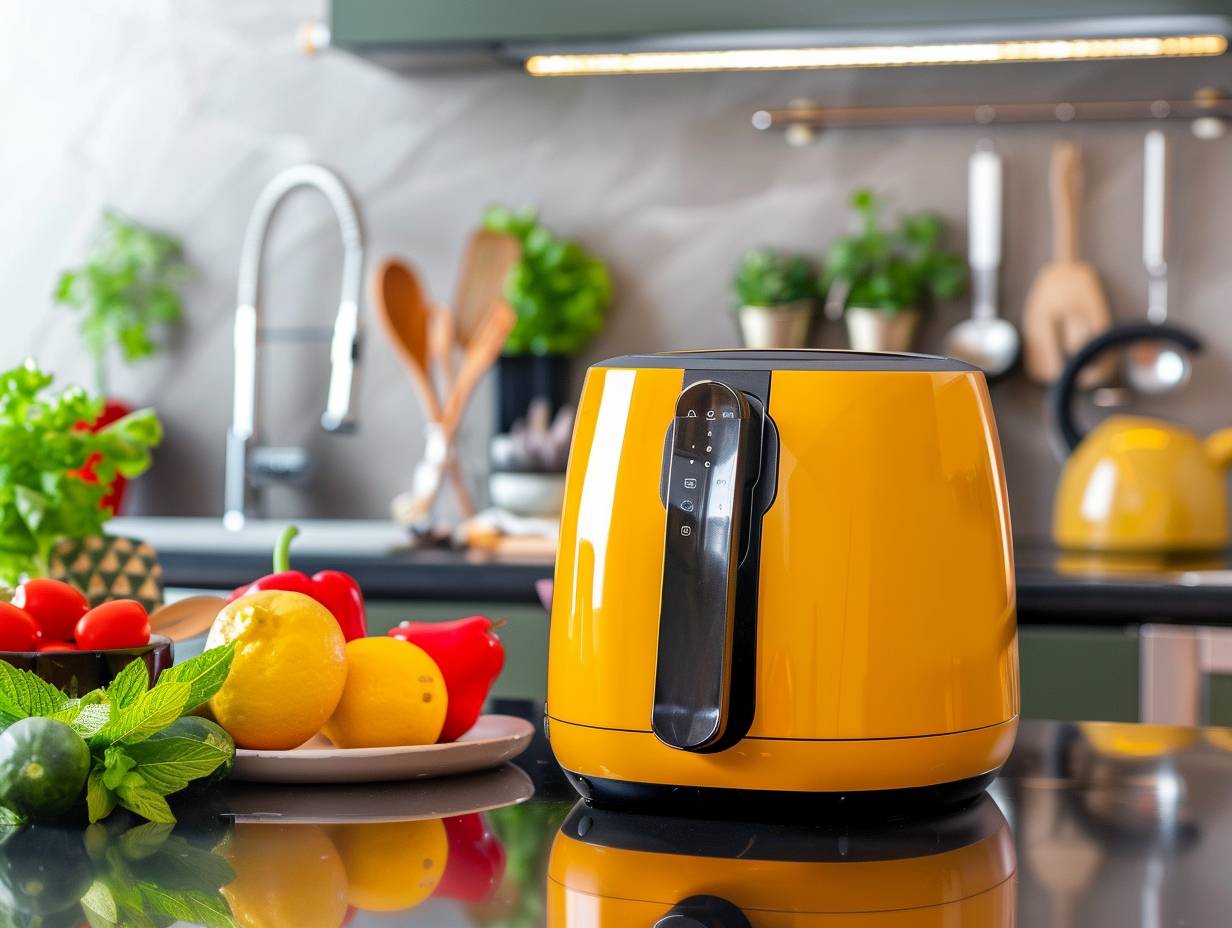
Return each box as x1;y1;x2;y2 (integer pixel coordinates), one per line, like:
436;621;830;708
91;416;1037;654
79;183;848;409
548;350;1019;806
547;794;1017;925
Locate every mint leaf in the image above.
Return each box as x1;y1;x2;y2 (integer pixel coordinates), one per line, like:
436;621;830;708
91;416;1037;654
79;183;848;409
118;822;173;860
47;700;111;737
115;778;175;824
107;659;149;709
155;642;235;711
138;884;236;928
0;660;68;717
0;806;25;827
87;769;116;823
81;880;118;924
124;736;229;794
101;747;136;791
94;681;190;746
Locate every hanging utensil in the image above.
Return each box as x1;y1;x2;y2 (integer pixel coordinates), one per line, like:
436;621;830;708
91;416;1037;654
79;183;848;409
943;144;1019;378
1125;131;1193;395
1023;142;1116;386
453;230;520;348
372;259;475;520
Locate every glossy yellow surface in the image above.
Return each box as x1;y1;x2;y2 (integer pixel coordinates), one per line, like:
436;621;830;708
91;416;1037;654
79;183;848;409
547;811;1015;924
1079;721;1200;758
548;363;1018;792
1054;416;1232;552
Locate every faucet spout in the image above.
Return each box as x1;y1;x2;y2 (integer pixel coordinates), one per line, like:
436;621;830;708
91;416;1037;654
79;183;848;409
226;163;366;526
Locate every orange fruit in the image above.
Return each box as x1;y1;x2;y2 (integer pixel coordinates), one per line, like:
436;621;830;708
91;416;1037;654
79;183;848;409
222;824;348;928
331;819;448;911
321;637;447;748
206;591;347;750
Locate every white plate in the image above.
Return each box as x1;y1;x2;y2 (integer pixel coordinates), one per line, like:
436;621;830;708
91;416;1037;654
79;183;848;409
221;764;534;823
231;714;535;784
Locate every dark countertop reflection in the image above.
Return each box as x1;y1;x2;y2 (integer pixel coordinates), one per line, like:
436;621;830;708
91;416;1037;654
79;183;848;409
5;714;1232;926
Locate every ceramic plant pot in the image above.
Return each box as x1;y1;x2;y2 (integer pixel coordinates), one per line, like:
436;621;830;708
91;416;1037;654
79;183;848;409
50;535;164;613
845;307;920;353
736;301;813;350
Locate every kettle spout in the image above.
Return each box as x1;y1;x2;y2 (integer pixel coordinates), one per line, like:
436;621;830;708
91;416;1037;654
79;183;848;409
1205;427;1232;470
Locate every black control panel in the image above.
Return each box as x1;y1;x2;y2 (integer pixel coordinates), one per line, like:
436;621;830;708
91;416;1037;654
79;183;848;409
652;380;755;752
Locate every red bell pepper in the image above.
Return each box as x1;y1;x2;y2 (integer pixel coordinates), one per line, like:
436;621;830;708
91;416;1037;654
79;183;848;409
435;813;506;902
388;616;504;742
228;525;366;641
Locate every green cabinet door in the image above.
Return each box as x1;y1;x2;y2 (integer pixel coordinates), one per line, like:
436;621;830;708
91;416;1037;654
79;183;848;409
1019;626;1140;723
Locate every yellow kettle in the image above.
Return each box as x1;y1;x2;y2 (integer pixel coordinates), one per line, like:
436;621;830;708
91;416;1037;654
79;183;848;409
1052;324;1232;552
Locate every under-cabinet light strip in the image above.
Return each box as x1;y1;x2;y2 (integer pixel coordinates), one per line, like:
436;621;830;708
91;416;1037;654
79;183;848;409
524;34;1228;76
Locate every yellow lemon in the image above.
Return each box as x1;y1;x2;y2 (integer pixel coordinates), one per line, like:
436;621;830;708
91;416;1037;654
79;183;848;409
332;819;448;911
223;824;348;928
206;590;347;750
321;637;447;748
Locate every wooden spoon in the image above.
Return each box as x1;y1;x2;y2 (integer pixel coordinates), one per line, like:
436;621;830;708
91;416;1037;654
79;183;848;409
372;258;474;517
148;595;224;642
1023;142;1116;386
372;259;440;419
453;230;520;348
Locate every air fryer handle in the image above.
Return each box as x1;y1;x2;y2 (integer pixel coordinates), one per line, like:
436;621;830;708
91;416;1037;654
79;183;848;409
654;895;752;928
653;381;755;752
1050;323;1202;450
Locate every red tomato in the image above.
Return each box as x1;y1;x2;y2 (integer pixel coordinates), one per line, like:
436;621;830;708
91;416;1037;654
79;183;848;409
37;642;77;653
75;600;151;650
0;603;41;651
11;578;89;642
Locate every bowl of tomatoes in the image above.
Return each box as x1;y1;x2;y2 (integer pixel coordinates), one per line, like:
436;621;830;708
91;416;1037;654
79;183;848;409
0;579;171;696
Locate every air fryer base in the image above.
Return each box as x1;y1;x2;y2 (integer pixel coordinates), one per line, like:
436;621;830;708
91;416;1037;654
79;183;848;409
563;769;999;821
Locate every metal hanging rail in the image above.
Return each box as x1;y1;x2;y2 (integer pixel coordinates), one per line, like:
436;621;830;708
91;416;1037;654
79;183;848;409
753;87;1229;141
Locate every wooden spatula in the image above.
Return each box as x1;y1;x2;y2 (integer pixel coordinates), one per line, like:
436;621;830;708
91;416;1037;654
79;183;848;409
1023;142;1115;385
453;230;520;348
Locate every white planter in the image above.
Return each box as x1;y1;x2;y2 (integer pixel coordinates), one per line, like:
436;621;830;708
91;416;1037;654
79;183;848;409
844;307;920;353
489;471;567;517
736;301;813;349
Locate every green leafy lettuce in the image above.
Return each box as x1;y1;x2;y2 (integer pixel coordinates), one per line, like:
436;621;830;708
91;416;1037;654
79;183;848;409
0;361;162;585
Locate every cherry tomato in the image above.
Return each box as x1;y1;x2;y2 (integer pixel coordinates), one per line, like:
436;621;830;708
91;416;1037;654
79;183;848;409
11;578;89;642
37;641;77;653
0;603;41;651
75;600;151;650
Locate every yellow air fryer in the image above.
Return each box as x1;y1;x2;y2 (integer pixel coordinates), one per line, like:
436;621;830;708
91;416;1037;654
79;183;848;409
547;350;1018;807
547;793;1017;925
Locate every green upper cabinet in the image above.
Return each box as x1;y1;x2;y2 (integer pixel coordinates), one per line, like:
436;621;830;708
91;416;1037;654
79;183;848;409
330;1;1232;49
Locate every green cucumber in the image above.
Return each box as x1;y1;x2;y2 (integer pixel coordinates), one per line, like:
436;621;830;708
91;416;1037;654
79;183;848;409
0;718;90;821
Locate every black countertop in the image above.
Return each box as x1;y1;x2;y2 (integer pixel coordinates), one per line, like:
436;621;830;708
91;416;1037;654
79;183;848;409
161;540;1232;624
8;714;1232;926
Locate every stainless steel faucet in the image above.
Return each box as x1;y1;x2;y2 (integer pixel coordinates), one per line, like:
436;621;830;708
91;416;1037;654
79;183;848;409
224;164;365;530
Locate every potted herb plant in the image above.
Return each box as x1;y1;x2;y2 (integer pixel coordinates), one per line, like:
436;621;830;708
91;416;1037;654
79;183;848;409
481;206;612;435
0;361;163;608
53;209;188;513
731;248;816;349
821;190;966;353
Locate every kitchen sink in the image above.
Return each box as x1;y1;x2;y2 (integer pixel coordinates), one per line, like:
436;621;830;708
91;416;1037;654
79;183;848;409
108;517;409;557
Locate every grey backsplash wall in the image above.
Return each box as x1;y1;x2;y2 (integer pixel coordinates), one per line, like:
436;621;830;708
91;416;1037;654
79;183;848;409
4;2;1231;537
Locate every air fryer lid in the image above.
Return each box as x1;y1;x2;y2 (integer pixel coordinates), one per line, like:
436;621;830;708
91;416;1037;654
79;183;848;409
598;348;977;372
550;795;1015;915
